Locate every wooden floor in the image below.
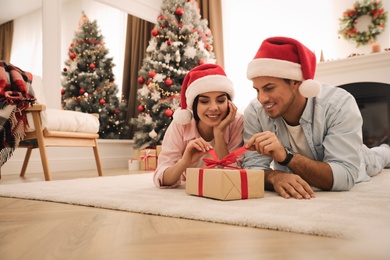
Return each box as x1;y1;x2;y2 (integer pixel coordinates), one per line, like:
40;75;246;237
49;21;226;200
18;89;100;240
0;169;364;259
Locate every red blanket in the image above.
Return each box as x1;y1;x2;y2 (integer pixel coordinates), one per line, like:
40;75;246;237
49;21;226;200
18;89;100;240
0;61;36;176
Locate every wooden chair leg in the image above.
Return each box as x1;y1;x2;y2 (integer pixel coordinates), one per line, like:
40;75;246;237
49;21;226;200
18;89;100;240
20;147;33;177
93;140;103;177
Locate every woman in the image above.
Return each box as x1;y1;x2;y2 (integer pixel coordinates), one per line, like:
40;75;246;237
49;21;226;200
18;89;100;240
154;63;244;188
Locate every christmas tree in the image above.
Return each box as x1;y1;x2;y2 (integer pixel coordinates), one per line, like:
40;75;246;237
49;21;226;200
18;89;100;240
131;0;215;149
61;13;130;139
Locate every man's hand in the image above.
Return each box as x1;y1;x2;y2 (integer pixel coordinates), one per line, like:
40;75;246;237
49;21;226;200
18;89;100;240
245;131;286;162
267;170;315;199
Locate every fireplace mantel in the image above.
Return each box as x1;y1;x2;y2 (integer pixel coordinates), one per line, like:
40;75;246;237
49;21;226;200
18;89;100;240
315;51;390;86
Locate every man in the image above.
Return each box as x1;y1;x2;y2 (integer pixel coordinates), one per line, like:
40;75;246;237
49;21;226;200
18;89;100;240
243;36;390;199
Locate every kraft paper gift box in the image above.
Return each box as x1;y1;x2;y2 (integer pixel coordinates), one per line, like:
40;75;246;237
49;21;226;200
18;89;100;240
186;168;264;201
139;148;157;171
156;145;162;158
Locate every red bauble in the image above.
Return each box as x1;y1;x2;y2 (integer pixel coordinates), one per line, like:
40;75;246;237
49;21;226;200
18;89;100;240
79;88;86;95
151;29;158;36
198;59;204;65
63;67;67;72
138;104;145;112
165;108;173;117
175;7;184;15
61;89;65;95
99;99;106;105
138;76;145;84
69;53;76;59
149;70;156;78
114;109;119;114
165;78;173;87
89;63;96;69
167;39;172;45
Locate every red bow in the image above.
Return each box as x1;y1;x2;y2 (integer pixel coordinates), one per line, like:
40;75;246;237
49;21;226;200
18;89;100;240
202;146;247;168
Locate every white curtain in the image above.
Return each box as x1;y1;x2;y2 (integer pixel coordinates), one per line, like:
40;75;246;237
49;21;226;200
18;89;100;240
9;0;127;97
10;10;42;77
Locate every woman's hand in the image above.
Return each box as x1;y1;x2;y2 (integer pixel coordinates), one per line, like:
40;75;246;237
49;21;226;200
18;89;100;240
214;101;237;134
182;138;212;166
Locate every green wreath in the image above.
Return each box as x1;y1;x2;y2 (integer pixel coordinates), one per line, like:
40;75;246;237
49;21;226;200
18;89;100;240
338;0;387;46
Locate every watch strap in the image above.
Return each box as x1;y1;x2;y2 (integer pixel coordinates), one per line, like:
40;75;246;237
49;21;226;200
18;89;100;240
278;147;294;166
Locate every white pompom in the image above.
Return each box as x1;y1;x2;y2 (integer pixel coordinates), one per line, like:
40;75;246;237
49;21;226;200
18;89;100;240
299;79;321;98
173;108;192;125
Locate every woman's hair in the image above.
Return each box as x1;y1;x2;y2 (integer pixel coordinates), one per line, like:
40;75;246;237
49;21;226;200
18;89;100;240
192;93;232;122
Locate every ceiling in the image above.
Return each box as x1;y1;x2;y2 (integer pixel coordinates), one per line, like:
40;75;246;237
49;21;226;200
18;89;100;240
0;0;42;25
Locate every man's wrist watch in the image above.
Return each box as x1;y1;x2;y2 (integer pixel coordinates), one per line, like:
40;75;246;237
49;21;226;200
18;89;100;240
277;147;294;166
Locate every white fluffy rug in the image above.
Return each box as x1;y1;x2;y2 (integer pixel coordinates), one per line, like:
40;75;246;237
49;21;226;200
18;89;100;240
1;170;390;239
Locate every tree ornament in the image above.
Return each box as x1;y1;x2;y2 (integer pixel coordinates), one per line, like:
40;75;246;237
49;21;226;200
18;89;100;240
167;39;172;45
149;129;158;139
138;104;145;112
79;88;86;95
69;52;76;59
63;67;67;72
165;78;173;86
114;109;119;114
338;0;388;46
61;89;65;95
151;29;159;36
89;63;96;69
149;70;156;78
206;45;213;51
138;76;145;84
99;99;106;105
165;108;173;117
175;7;184;16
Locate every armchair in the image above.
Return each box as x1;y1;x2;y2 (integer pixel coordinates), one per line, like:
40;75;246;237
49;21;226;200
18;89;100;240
19;75;103;181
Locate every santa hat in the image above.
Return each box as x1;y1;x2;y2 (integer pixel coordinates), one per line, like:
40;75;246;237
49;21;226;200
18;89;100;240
173;63;234;125
247;36;321;98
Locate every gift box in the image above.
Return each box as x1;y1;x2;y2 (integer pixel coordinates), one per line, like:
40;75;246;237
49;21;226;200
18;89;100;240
156;145;162;157
186;168;264;201
128;159;140;171
139;148;157;170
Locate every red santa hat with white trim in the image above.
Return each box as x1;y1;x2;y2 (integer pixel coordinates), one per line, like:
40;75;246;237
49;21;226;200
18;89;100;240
173;63;234;125
247;36;321;98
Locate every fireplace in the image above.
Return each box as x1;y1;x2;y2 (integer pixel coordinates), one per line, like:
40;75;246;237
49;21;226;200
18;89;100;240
338;82;390;148
315;52;390;148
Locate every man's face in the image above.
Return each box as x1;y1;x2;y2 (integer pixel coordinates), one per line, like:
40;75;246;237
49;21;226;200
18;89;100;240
252;76;297;119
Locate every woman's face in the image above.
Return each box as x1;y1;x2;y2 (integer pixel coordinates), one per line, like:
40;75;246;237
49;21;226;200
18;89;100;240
195;91;229;127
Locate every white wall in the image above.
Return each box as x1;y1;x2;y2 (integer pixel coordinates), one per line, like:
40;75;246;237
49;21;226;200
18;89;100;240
222;0;390;113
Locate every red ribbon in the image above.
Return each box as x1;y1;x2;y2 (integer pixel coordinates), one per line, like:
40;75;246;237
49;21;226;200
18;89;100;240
202;146;247;168
198;146;249;199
